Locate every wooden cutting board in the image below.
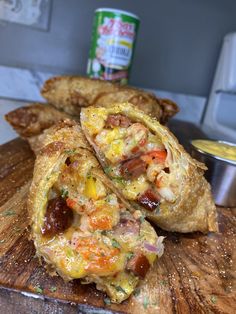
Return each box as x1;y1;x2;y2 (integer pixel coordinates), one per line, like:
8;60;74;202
0;138;235;314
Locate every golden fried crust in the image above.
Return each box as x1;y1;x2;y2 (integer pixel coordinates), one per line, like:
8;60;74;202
28;120;91;221
5;103;71;138
80;103;218;234
28;121;161;303
41;76;179;123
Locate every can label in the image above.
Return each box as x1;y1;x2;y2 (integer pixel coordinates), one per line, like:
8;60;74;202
87;9;140;84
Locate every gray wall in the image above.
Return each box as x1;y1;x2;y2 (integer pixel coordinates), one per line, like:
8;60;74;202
0;0;236;96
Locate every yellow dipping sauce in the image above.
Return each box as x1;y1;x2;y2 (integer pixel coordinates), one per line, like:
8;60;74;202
192;139;236;162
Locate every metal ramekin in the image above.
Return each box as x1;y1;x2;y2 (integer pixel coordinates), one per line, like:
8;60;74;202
190;139;236;207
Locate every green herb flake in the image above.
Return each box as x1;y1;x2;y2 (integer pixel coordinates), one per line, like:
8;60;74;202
154;203;160;215
1;210;16;217
112;239;121;249
112;176;126;186
105;195;112;203
104;297;111;305
115;286;127;295
211;295;217;304
133;287;141;297
50;286;57;292
160;280;168;286
126;252;134;260
139;215;146;223
64;149;76;155
34;286;43;294
61;188;69;199
66;248;74;258
104;166;112;175
143;296;149;309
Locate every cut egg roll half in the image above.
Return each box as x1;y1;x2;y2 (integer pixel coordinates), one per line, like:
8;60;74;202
28;120;164;303
80;103;218;233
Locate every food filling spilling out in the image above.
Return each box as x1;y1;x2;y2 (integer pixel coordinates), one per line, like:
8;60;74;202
87;113;177;212
40;152;162;302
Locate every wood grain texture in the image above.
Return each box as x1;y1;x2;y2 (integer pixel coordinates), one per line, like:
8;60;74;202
0;138;235;314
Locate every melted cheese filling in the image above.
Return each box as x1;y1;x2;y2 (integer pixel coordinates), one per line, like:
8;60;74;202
93;117;176;204
40;154;158;287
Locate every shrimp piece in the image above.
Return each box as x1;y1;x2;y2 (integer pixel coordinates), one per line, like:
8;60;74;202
124;123;148;154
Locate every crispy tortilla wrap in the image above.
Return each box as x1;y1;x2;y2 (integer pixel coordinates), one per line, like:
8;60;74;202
80;103;218;233
41;76;178;123
28;120;164;303
5;103;73;153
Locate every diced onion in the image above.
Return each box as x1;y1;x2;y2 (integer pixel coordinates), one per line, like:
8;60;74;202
144;236;165;258
158;187;175;202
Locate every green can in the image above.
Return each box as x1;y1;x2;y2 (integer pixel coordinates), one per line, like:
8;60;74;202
87;8;140;84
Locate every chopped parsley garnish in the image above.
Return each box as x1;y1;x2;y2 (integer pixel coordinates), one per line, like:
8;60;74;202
1;210;16;217
143;296;149;309
104;297;111;305
126;252;134;260
61;188;69;199
211;295;217;304
50;286;57;292
105;195;112;203
115;286;127;294
139;214;146;223
111;239;121;249
104;166;112;175
112;176;126;186
160;280;168;286
34;286;43;294
64;149;76;155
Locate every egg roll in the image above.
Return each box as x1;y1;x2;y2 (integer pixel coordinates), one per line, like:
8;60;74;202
41;76;179;123
80;103;218;233
5;103;73;153
28;120;164;303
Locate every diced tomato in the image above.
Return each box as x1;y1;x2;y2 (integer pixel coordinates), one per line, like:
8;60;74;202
141;150;167;165
155;178;162;188
66;198;77;209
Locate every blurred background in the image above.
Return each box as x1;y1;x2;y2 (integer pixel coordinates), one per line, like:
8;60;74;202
0;0;236;142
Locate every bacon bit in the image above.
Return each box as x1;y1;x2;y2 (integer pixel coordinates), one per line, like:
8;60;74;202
120;157;147;180
141;150;167;165
106;114;131;128
42;197;73;236
127;253;150;279
138;189;160;211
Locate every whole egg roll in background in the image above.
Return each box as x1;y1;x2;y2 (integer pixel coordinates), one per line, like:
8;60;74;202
28;120;164;303
81;103;218;233
41;76;179;124
5;103;73;153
